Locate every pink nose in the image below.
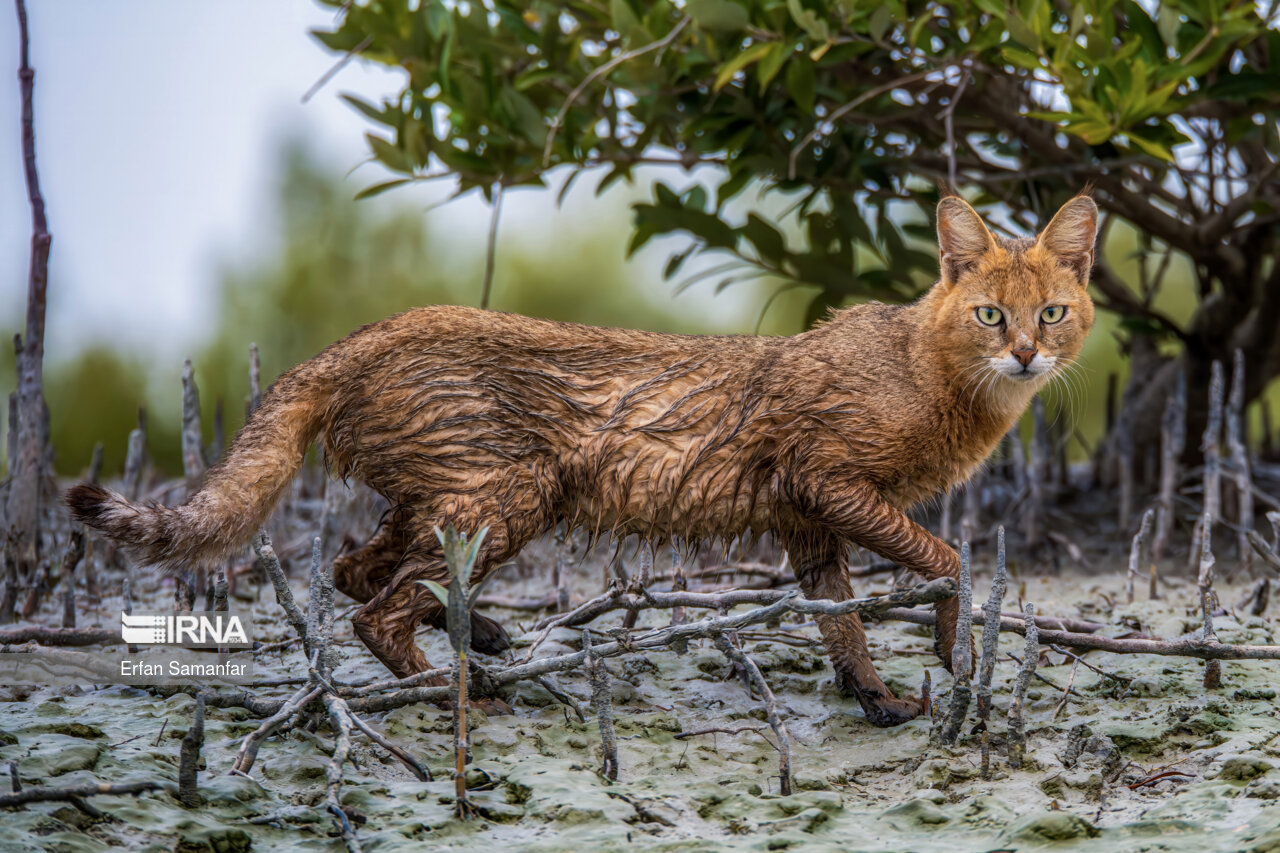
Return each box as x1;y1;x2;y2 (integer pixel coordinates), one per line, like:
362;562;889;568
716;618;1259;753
1011;348;1037;367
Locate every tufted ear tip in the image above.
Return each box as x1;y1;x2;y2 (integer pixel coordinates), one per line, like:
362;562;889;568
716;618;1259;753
1037;194;1098;282
936;196;995;283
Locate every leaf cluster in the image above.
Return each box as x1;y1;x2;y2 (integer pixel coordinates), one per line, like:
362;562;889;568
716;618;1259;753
315;0;1279;326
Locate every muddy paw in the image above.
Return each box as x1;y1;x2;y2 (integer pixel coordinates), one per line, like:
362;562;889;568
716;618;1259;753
859;694;924;728
469;613;512;655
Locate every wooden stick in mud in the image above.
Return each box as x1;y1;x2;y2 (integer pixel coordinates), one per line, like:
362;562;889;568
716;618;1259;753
1190;361;1224;569
305;537;333;673
254;532;310;659
58;529;85;629
0;624;114;646
0;780;165;810
669;541;688;626
1236;578;1270;617
582;629;618;781
1116;423;1135;533
123;416;146;502
231;684;322;775
523;573;961;661
621;542;654;631
122;571;137;654
177;693;205;808
938;488;953;543
977;527;1008;778
961;470;982;546
876;605;1280;661
1007;603;1038;769
349;580;957;714
553;525;572;613
1126;508;1154;605
941;542;973;745
714;634;791;796
1249;529;1280;573
1227;350;1253;571
323;696;363;853
335;694;430;781
1026;398;1049;547
181;359;205;487
1199;507;1222;689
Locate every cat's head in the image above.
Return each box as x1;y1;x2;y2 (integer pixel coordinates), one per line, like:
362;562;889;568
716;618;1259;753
928;193;1097;389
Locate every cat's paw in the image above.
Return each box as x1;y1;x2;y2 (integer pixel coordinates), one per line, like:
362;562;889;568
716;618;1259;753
469;613;512;655
859;693;924;728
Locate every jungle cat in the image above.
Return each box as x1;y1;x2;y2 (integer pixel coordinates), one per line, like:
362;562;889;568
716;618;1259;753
67;193;1097;727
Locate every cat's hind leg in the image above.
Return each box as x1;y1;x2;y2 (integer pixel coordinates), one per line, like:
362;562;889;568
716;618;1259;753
333;511;411;604
335;509;510;653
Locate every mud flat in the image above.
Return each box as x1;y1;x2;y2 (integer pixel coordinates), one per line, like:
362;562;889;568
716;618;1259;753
1;539;1277;852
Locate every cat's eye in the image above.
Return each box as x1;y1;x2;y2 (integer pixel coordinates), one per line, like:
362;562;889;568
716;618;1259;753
1041;305;1066;324
975;306;1003;326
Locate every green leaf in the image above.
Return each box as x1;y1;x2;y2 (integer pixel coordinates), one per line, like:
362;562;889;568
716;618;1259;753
340;94;396;127
868;5;893;43
714;42;775;92
610;0;644;40
786;0;830;42
785;56;816;113
1124;133;1175;162
1006;13;1039;48
664;244;698;279
756;42;792;92
743;213;786;264
687;0;749;32
354;178;412;200
1157;5;1181;49
419;579;451;606
366;133;412;173
717;168;753;206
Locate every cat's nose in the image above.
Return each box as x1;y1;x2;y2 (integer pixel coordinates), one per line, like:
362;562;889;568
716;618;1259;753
1011;347;1037;367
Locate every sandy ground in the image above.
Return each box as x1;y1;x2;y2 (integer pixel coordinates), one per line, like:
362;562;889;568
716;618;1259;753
1;511;1278;853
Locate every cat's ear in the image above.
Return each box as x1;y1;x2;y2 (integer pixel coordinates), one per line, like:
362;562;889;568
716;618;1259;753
1036;195;1098;283
936;196;995;284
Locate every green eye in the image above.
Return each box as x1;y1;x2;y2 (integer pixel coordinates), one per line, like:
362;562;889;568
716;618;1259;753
1041;305;1066;324
976;306;1003;326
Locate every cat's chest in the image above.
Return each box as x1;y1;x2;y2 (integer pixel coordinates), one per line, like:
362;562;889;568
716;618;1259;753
881;408;1015;506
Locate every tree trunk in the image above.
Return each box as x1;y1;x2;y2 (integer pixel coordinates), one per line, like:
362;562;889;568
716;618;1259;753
5;0;52;611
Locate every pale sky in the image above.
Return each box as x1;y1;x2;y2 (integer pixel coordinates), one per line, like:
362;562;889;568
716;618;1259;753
0;1;740;372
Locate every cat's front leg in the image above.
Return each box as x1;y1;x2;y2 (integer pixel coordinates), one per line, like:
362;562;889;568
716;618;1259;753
784;530;924;726
787;473;971;674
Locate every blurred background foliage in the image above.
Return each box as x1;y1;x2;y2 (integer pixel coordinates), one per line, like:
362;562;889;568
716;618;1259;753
313;0;1280;472
7;0;1280;482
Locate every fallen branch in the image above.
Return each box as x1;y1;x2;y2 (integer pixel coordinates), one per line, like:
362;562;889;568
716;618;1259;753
351;579;957;714
0;626;115;646
714;634;791;796
0;780;164;809
876;608;1280;660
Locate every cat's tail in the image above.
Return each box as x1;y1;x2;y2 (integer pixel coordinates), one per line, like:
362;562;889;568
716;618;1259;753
65;355;337;575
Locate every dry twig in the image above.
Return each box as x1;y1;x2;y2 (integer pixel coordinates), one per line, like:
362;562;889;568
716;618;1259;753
1007;603;1038;769
714;634;791;795
941;541;973;744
